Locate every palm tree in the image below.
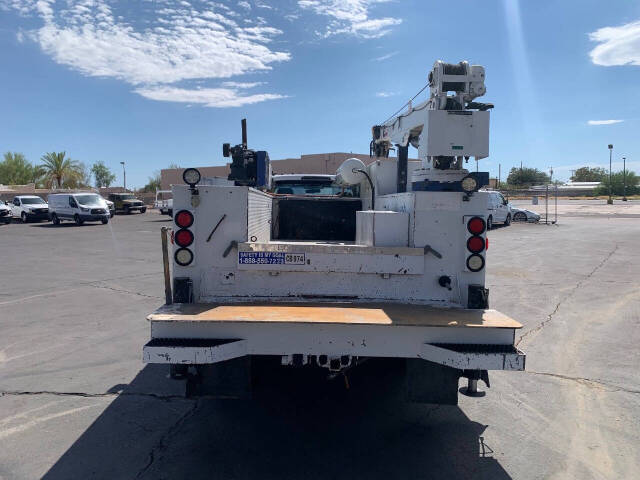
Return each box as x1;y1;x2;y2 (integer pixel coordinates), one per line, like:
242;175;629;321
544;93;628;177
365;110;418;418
39;152;82;189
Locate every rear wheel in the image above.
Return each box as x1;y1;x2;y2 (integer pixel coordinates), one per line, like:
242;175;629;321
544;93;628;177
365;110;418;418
51;213;60;225
505;214;511;226
486;215;493;230
514;212;527;222
74;214;84;225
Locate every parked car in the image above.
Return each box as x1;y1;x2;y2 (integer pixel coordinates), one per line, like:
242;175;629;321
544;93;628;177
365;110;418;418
511;206;540;223
48;193;110;225
485;190;511;229
0;201;11;224
11;195;49;222
154;190;173;216
102;197;115;217
108;193;146;214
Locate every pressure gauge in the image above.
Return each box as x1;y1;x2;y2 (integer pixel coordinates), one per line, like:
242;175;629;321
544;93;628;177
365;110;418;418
461;176;478;193
183;168;201;187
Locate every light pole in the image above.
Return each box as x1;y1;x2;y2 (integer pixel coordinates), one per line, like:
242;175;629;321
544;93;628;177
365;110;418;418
622;157;627;202
120;161;126;191
607;144;613;204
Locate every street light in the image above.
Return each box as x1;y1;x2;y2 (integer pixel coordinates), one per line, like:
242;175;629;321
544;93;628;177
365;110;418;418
622;157;627;202
120;161;126;191
607;144;613;204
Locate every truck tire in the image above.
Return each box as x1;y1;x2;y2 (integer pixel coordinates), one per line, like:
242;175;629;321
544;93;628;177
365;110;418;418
124;206;131;215
51;213;60;225
74;214;84;225
486;215;493;230
21;212;28;223
140;206;147;213
505;214;511;226
101;217;109;224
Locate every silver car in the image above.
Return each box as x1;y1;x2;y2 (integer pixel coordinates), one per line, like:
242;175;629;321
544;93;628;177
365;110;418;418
511;206;540;223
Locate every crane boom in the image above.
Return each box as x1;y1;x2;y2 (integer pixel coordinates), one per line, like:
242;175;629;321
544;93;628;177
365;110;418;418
371;60;493;191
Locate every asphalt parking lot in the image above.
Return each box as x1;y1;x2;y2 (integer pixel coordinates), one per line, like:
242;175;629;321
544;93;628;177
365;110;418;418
1;205;639;480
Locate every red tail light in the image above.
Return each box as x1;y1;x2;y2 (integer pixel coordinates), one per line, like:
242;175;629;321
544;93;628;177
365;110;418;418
467;236;485;253
175;210;194;228
467;216;486;235
175;228;194;248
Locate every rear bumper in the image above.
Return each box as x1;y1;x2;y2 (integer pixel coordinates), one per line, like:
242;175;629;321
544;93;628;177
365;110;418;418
143;303;525;371
81;214;109;221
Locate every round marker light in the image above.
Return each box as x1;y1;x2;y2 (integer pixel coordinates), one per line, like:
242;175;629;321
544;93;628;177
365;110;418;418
467;216;486;235
174;248;193;266
182;168;201;186
461;176;478;192
175;228;194;248
466;254;485;272
467;236;485;253
175;210;194;228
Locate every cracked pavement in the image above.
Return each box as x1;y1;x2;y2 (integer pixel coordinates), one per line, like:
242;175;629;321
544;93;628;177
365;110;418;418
1;206;639;479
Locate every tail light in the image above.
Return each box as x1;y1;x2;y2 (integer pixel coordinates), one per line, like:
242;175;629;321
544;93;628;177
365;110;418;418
175;210;194;228
174;228;194;248
466;235;485;253
174;248;194;266
174;209;194;266
465;216;486;272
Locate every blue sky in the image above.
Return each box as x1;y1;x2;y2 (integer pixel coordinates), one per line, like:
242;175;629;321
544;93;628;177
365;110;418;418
1;0;639;188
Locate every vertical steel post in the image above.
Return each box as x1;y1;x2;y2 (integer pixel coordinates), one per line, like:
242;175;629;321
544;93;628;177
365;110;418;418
161;226;172;305
607;144;613;204
396;144;408;193
241;118;247;148
623;157;627;201
555;184;558;224
545;184;549;225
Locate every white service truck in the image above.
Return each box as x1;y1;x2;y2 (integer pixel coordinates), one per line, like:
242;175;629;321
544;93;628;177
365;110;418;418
143;60;525;403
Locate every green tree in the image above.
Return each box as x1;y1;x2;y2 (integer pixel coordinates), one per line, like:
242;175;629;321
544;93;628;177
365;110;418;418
596;170;639;196
570;167;607;182
0;152;38;185
141;171;162;193
39;151;83;188
65;162;92;189
506;167;550;187
91;161;116;188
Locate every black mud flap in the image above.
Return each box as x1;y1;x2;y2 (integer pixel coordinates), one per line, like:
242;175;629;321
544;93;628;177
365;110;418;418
404;359;460;405
186;356;252;399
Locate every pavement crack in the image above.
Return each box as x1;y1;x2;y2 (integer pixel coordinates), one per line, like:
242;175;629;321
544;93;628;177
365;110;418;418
0;390;188;401
134;399;200;479
516;244;619;347
526;371;640;395
86;283;163;300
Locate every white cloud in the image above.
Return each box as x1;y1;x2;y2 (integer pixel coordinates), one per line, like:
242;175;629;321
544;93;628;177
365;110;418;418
375;91;397;97
298;0;401;39
3;0;290;107
589;20;640;66
237;1;251;11
135;85;287;108
372;51;397;61
587;119;624;125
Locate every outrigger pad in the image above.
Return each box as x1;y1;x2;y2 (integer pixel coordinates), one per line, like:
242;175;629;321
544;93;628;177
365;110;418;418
404;359;460;405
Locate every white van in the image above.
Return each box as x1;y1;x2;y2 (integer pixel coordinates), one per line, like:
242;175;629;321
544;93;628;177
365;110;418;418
486;190;512;229
48;193;110;225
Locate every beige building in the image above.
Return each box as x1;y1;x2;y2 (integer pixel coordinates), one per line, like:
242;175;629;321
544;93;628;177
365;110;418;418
160;152;411;190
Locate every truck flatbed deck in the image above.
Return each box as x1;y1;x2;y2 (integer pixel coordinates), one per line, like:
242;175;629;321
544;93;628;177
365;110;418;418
145;303;524;371
148;302;521;329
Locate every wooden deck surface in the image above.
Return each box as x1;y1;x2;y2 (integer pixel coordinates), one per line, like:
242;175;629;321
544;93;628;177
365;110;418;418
148;302;521;329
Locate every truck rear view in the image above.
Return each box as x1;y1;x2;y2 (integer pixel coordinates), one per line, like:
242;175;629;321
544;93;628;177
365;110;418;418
143;60;525;403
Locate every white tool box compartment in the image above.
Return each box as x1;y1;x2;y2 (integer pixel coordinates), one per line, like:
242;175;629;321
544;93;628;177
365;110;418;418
356;210;409;247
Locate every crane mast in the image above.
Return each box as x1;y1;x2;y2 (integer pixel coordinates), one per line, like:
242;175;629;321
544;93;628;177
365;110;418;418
371;60;493;192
